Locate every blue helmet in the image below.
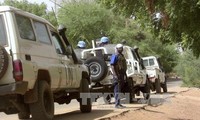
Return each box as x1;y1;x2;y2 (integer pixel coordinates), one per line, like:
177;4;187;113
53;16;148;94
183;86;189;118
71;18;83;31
77;41;86;48
100;37;109;43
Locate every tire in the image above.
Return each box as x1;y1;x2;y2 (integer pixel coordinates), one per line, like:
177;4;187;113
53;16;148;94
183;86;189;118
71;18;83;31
29;81;54;120
84;57;108;82
155;78;161;93
18;112;30;119
161;78;168;93
80;78;92;113
141;78;150;100
127;78;135;103
0;45;8;79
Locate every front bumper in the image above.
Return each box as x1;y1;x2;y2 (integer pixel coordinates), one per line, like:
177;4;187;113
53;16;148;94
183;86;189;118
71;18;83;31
0;81;28;96
149;77;156;83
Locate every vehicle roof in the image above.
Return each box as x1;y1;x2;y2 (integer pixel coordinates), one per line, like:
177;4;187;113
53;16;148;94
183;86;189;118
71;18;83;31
0;6;55;28
142;56;157;59
103;44;132;54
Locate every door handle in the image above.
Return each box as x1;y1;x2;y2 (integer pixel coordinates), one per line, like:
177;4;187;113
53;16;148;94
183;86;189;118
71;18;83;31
25;54;31;61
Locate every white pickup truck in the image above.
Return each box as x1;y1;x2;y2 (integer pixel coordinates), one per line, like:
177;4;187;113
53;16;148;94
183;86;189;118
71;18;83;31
0;6;91;120
142;56;167;93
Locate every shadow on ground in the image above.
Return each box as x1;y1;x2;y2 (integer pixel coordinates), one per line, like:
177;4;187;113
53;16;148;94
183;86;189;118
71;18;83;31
54;110;113;120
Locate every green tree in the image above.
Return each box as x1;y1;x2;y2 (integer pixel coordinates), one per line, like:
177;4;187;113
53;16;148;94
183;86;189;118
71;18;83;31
175;50;200;87
57;1;115;46
1;0;57;26
57;1;149;48
138;38;179;73
100;0;200;57
3;0;47;16
57;1;178;73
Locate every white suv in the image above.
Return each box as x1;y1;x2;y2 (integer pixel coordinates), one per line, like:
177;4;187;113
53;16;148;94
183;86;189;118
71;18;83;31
143;56;167;93
81;42;150;102
0;6;91;120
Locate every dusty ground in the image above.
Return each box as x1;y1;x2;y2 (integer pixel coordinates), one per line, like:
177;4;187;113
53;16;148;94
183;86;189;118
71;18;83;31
111;88;200;120
1;79;199;120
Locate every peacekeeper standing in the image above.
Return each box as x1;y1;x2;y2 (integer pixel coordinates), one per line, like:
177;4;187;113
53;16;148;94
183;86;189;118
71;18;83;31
110;43;127;108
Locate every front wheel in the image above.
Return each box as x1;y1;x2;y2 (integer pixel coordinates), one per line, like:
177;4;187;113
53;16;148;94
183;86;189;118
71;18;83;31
161;78;168;93
141;79;150;100
79;78;92;113
29;81;54;120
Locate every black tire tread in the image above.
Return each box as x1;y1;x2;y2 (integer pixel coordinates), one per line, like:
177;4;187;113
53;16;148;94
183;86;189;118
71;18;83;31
84;57;108;82
18;112;30;119
0;45;8;79
80;79;92;113
162;78;168;93
141;78;150;100
155;78;161;93
29;81;54;120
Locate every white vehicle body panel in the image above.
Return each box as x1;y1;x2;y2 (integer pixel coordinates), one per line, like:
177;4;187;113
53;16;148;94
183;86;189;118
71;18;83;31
143;56;165;83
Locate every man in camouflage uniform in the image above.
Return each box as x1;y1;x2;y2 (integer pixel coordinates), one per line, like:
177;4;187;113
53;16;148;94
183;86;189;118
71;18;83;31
110;44;127;108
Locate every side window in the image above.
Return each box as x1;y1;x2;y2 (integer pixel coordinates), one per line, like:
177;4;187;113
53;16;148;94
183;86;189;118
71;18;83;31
15;14;35;41
34;21;51;44
143;59;148;67
51;31;66;55
131;50;138;61
149;59;155;66
0;15;7;45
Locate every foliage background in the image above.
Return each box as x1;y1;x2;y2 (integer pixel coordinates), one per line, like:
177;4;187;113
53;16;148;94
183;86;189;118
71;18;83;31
3;0;200;86
174;50;200;87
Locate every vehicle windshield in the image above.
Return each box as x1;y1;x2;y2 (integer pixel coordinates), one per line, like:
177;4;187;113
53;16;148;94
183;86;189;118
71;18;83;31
0;15;7;46
149;58;155;66
143;58;155;66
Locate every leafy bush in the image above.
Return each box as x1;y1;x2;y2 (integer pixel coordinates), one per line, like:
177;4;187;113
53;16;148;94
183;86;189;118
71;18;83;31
174;50;200;87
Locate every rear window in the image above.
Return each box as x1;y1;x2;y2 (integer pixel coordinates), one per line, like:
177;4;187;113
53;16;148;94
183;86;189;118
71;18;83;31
143;58;155;66
0;15;7;45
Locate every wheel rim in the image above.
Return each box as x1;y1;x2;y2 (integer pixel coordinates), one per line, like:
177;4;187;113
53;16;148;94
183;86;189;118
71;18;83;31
89;62;102;77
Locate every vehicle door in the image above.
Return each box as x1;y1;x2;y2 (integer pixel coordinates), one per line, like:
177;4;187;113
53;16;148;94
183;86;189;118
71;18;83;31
50;30;81;88
130;49;140;74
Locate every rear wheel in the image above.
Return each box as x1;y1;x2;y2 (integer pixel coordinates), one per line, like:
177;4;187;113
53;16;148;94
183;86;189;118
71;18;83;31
127;78;135;103
80;79;92;113
155;78;161;93
18;112;30;119
29;81;54;120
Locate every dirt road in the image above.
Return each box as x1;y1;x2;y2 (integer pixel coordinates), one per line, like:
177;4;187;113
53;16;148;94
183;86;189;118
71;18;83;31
1;79;198;120
111;87;200;120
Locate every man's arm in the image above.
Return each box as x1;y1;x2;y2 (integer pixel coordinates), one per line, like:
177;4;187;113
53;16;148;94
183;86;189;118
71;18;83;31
110;54;118;78
111;65;117;77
